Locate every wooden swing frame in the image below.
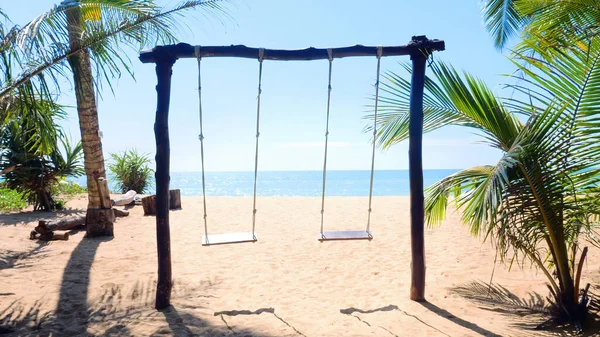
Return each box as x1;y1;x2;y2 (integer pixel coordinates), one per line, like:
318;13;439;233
139;35;445;310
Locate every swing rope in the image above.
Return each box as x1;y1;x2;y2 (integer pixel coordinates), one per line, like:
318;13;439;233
320;49;334;237
366;46;383;234
195;46;210;243
321;48;333;237
251;48;265;240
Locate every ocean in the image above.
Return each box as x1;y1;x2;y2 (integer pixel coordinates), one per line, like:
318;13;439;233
71;170;459;197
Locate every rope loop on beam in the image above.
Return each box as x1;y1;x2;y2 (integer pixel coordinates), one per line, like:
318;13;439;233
194;45;201;60
258;48;265;62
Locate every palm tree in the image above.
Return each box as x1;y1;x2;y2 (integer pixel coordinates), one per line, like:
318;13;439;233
482;0;600;49
0;103;84;211
0;0;230;236
0;11;63;157
367;37;600;331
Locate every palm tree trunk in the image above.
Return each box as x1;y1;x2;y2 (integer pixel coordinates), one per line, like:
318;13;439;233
66;4;113;237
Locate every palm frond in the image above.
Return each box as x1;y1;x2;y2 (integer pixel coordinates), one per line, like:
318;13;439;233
481;0;526;49
366;62;523;151
0;0;233;99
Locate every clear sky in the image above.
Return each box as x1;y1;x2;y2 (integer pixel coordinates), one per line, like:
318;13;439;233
4;0;513;172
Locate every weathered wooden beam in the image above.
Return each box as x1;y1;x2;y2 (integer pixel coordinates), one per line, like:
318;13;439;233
409;48;428;302
139;36;445;63
153;49;176;311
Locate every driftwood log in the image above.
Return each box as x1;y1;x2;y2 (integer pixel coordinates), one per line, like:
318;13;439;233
29;216;86;241
112;190;136;206
29;207;127;240
36;216;86;234
30;230;69;241
142;189;181;216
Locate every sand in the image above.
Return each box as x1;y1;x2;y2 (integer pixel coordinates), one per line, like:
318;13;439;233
1;195;599;336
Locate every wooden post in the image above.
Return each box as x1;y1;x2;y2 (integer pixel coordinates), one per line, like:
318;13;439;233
142;195;157;216
153;48;177;310
169;189;181;209
96;177;111;209
408;36;428;302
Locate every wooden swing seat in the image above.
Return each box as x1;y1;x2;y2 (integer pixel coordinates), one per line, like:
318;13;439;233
202;232;257;246
318;230;373;241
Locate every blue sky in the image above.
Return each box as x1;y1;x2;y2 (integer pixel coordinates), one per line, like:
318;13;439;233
4;0;514;171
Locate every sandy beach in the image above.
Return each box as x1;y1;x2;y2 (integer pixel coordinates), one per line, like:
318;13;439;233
1;196;599;336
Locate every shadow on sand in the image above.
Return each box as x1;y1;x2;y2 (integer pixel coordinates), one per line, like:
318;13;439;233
0;241;49;271
418;301;502;337
0;208;84;227
0;233;292;336
450;281;600;336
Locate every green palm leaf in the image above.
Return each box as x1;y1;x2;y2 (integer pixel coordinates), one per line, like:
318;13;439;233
0;0;232;99
367;35;600;320
366;62;523;151
481;0;526;49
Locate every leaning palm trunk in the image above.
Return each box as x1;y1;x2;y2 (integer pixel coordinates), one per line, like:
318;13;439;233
66;6;112;237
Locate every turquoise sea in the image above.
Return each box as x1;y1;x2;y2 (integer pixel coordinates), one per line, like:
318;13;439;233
71;170;459;197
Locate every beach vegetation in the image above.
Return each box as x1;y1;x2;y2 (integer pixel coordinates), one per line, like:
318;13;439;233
108;149;153;194
482;0;600;50
0;188;27;213
0;0;230;234
368;35;600;332
53;180;87;197
0;109;84;211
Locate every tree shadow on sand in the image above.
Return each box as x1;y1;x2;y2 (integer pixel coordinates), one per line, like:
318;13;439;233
52;235;112;335
0;241;48;270
0;234;292;337
0;208;84;227
450;281;600;336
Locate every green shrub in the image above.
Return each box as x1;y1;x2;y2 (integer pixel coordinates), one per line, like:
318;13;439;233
53;180;87;197
108;149;153;194
53;199;65;210
0;188;27;212
1;119;85;211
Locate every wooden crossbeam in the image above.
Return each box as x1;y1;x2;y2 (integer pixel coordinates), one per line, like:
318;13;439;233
139;36;445;63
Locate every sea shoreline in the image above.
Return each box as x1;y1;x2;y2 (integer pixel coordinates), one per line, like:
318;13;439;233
69;169;460;197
